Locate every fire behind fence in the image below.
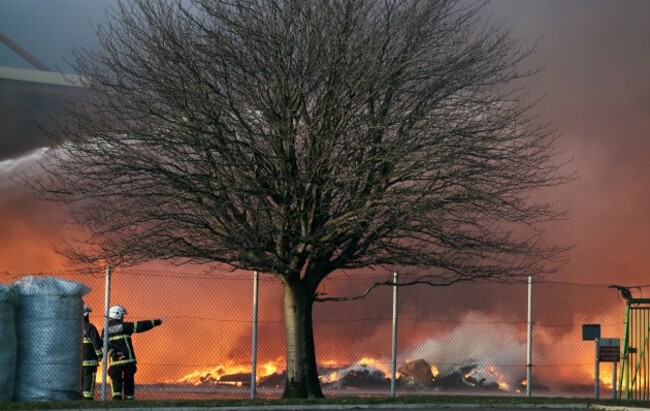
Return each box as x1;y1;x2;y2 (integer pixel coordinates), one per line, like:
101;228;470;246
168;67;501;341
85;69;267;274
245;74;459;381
0;268;644;401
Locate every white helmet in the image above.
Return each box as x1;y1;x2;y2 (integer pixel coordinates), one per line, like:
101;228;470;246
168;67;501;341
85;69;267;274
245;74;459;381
108;305;127;320
83;304;91;316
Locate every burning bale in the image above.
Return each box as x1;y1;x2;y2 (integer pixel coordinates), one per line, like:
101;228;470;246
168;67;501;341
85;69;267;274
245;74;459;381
433;363;476;390
219;373;251;386
329;366;389;389
514;378;550;394
258;371;286;388
397;359;435;388
195;373;222;385
432;362;509;392
177;362;268;387
179;370;252;387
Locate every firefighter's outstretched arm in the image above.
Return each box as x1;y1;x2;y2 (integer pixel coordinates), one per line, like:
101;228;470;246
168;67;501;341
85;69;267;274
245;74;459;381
133;319;163;333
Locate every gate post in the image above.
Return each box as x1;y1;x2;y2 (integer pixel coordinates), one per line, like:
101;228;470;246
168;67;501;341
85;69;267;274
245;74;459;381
619;298;650;400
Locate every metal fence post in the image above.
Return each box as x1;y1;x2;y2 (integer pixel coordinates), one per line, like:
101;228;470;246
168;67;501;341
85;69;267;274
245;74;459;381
250;270;259;399
612;360;617;399
390;271;399;398
101;266;111;401
595;337;600;400
527;276;533;398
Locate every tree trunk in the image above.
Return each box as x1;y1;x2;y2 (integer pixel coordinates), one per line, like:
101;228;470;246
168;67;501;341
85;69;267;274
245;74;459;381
282;279;324;399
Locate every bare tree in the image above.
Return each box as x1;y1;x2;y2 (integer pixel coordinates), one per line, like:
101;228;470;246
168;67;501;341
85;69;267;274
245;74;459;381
31;0;569;398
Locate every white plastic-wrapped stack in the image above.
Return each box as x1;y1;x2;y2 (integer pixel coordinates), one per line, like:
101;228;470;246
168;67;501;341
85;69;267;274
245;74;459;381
0;284;17;400
13;276;90;401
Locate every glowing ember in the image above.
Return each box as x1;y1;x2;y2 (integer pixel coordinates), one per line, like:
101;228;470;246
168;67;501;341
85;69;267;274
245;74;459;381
431;365;440;378
462;364;511;391
357;357;391;376
258;361;280;379
319;371;339;384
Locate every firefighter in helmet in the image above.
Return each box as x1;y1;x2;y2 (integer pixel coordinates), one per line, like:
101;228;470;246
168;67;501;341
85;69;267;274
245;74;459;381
82;304;103;400
102;305;163;400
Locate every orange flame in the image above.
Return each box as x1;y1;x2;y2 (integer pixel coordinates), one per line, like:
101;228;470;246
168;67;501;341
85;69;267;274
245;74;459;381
175;360;281;385
318;357;393;383
463;364;511;391
431;365;440;378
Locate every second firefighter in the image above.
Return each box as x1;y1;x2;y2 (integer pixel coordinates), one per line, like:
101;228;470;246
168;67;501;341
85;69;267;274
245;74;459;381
82;304;103;400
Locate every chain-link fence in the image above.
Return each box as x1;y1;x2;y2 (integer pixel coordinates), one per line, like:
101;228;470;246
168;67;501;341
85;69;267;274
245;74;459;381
0;268;641;401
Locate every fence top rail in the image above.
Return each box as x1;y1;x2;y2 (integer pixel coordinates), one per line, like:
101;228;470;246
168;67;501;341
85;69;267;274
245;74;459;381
627;298;650;305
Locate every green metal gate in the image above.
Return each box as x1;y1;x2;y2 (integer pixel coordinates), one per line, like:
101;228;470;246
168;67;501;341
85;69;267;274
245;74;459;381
618;298;650;400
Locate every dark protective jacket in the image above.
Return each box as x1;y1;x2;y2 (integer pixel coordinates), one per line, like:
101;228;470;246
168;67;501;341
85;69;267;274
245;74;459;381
83;318;104;367
103;318;162;366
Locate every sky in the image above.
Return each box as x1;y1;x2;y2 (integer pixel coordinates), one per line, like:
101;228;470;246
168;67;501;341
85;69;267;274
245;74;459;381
1;0;649;389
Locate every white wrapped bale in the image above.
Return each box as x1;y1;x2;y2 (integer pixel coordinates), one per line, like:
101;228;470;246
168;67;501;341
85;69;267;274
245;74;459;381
13;276;90;401
0;284;17;400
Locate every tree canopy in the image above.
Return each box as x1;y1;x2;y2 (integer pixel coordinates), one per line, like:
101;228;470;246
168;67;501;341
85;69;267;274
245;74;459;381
31;0;569;398
36;0;566;282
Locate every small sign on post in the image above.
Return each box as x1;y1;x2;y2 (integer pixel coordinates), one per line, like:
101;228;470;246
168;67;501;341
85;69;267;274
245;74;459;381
598;338;621;362
599;338;620;399
582;324;602;399
582;325;620;400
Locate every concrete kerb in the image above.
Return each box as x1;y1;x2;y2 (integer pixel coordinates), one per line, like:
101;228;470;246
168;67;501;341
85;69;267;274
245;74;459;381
590;406;650;411
51;403;601;411
49;403;650;411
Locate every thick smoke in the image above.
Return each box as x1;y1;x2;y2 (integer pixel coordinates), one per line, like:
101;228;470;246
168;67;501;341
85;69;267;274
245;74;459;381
0;150;68;273
401;312;527;379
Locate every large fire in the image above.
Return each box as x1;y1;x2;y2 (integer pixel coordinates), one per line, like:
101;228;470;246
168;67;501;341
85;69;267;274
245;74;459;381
170;356;527;395
163;353;647;399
